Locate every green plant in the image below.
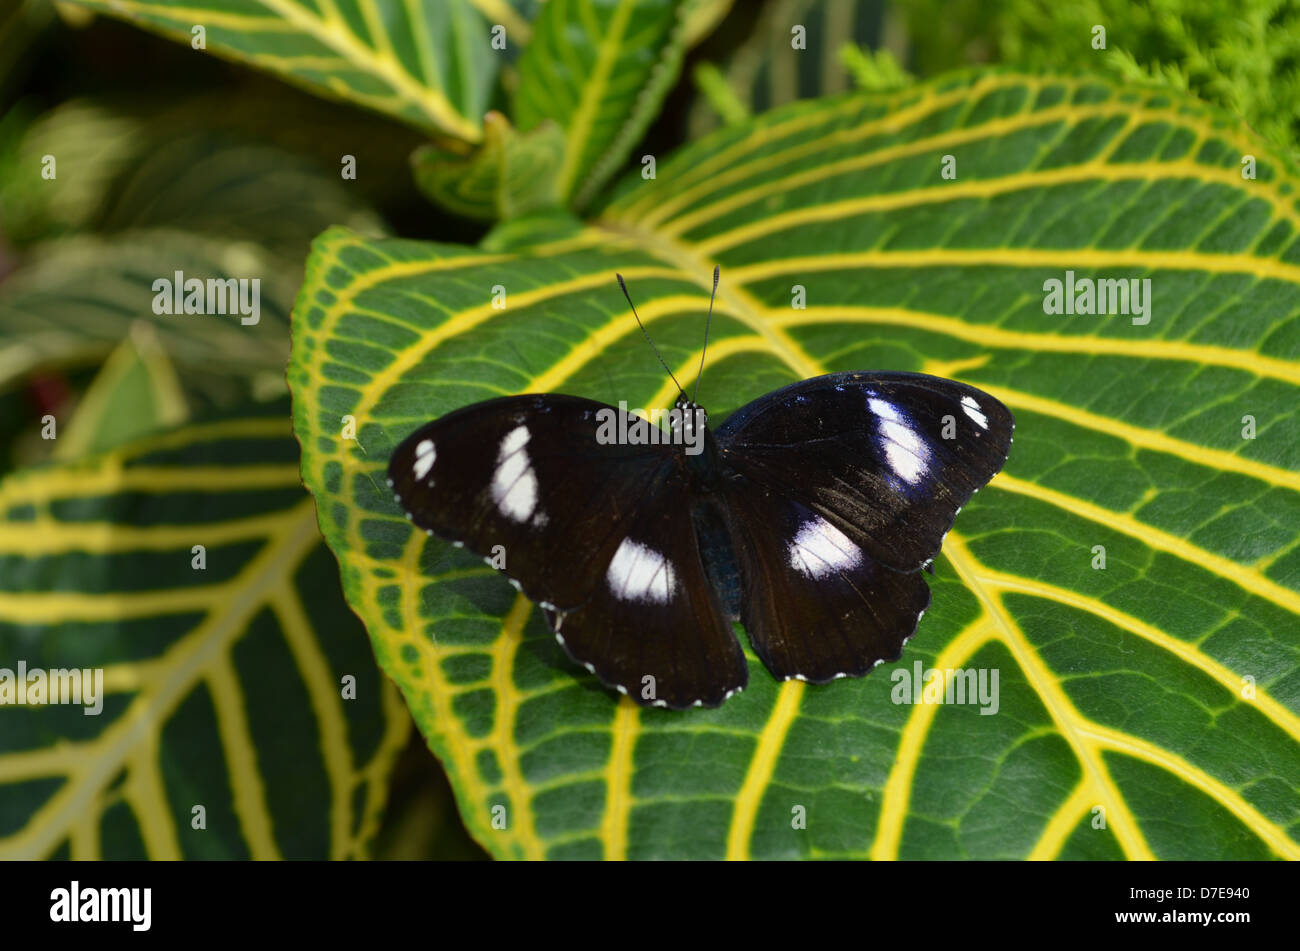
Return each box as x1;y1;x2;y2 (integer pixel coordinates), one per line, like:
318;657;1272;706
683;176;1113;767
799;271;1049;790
896;0;1300;157
2;0;1298;861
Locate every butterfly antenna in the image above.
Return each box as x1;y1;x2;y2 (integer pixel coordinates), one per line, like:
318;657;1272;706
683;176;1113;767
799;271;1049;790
617;273;685;400
692;265;719;404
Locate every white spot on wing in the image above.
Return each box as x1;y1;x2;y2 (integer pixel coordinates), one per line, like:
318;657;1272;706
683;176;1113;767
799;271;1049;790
881;421;928;483
868;397;903;423
491;425;540;522
412;438;436;480
789;515;861;579
868;399;929;484
605;538;677;603
500;425;529;456
961;395;988;430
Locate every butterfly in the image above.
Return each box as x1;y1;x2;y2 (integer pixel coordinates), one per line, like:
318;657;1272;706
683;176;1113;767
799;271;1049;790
387;269;1013;709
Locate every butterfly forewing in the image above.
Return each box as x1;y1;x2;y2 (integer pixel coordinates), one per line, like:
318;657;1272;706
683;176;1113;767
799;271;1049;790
715;372;1014;572
388;394;680;610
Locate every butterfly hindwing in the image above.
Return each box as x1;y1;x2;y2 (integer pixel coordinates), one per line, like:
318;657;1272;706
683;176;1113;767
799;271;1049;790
716;480;931;682
715;372;1013;572
549;465;748;709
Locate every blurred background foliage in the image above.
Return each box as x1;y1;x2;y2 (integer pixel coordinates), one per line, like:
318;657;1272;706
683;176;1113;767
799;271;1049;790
1;0;1295;858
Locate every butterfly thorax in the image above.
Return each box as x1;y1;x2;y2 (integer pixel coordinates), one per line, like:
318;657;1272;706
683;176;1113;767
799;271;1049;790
673;398;730;492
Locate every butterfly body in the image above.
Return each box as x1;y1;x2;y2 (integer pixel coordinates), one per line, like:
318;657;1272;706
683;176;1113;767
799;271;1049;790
388;371;1013;709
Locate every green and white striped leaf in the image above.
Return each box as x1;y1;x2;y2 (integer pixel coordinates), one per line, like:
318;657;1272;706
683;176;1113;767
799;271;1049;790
53;322;189;461
416;0;717;220
0;400;409;858
0;96;395;249
411;112;565;220
65;0;498;141
514;0;688;208
0;231;298;404
290;71;1300;859
0;100;386;408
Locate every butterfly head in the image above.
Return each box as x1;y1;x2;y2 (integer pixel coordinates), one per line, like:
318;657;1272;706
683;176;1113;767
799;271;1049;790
671;394;709;457
673;393;707;422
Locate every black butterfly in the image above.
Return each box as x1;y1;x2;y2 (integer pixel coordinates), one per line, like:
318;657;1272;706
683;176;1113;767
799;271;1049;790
387;269;1013;709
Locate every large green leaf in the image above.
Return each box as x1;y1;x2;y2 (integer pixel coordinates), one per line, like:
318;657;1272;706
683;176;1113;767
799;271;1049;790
0;400;409;858
65;0;497;141
290;71;1300;859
